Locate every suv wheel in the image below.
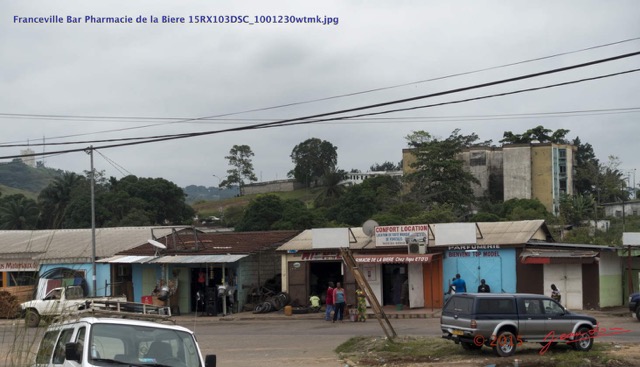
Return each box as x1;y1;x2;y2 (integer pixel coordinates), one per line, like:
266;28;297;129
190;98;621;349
492;330;517;357
461;342;482;351
571;326;594;352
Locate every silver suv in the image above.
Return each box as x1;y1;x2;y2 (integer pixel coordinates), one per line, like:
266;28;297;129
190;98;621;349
440;293;598;357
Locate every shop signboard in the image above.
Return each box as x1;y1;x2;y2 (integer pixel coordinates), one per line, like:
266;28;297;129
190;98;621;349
374;224;429;247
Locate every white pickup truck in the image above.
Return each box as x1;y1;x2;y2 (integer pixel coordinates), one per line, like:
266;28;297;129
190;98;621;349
34;309;216;367
20;285;127;327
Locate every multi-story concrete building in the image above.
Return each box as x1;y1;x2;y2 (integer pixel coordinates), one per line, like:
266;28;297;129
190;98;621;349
403;142;577;215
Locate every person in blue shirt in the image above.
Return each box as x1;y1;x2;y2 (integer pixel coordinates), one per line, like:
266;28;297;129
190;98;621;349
452;273;467;293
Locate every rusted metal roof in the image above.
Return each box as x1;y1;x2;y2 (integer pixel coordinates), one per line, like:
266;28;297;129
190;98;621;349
117;230;302;256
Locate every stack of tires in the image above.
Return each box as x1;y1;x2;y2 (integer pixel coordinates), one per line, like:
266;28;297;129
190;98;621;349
253;292;290;314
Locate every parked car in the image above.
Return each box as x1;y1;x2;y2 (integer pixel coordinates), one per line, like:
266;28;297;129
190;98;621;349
629;292;640;320
20;285;127;327
440;293;598;357
34;308;216;367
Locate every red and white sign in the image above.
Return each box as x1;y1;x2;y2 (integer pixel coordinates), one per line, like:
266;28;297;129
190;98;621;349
354;254;435;264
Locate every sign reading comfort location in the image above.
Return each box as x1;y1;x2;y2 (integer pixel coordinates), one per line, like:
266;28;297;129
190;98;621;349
374;224;429;247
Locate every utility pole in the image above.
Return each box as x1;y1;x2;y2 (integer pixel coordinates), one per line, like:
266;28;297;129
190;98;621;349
85;146;97;297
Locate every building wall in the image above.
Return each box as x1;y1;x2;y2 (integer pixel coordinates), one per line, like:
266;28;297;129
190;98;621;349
599;251;623;307
503;146;532;202
531;145;554;213
442;248;517;294
236;249;281;310
243;179;305;195
460;147;503;198
544;263;582;309
39;263;112;297
603;201;640;218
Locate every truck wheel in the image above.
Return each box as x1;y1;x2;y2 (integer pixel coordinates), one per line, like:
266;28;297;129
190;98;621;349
571;326;594;352
25;309;40;328
492;331;517;357
461;342;482;351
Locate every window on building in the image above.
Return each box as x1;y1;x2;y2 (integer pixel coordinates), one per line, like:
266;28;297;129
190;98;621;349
616;210;622;217
559;179;567;193
470;151;486;166
559;149;566;159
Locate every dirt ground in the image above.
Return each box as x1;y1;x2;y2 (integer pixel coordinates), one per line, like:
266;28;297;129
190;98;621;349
342;340;640;367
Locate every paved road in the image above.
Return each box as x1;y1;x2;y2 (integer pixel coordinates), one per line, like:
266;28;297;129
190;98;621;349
1;311;638;367
176;311;640;367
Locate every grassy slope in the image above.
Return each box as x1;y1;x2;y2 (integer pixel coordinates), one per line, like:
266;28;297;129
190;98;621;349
191;187;323;216
0;184;38;200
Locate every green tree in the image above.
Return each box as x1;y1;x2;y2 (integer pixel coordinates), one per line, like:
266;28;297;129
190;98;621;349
502;198;550;221
314;168;347;208
0;194;39;229
404;129;479;214
37;172;85;228
572;137;600;196
236;194;284;231
220;145;258;196
559;193;594;226
235;194;318;231
370;161;401;171
289;138;338;187
500;125;570;144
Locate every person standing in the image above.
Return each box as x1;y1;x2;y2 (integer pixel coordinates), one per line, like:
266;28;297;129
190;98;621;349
333;282;346;323
324;281;335;321
452;274;467;293
551;284;561;302
356;287;367;322
477;279;490;293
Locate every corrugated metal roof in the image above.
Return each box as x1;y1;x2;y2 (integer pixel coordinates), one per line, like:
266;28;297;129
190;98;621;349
149;254;247;263
474;220;549;245
277;221;548;251
276;228;374;251
520;249;598;259
0;227;187;263
118;230;302;256
527;241;616;251
96;255;158;264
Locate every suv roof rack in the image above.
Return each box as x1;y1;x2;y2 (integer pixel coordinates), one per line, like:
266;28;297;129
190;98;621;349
54;300;175;324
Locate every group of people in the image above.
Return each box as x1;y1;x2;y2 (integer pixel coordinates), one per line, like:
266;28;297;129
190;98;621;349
323;281;367;323
445;274;563;303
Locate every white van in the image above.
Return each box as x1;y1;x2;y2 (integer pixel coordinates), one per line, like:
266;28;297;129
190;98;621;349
34;312;216;367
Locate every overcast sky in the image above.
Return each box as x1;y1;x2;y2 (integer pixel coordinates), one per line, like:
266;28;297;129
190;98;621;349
2;1;639;189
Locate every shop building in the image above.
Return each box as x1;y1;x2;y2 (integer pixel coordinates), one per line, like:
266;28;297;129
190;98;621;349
105;230;301;314
277;220;624;311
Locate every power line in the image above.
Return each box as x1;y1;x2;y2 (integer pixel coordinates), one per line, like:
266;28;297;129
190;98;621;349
2;106;640;148
1;37;639;144
0;51;640;159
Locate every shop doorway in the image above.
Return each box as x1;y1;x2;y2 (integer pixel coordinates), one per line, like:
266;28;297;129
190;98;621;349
382;264;408;306
309;261;342;304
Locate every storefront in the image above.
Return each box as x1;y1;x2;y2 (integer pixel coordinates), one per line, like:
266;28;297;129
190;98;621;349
0;258;38;302
278;227;444;309
441;245;517;294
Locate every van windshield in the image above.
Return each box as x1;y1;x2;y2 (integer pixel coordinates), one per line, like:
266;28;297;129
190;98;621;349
90;324;201;367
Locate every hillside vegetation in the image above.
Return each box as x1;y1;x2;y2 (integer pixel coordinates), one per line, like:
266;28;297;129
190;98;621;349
191;187;323;217
0;160;63;194
0;184;38;200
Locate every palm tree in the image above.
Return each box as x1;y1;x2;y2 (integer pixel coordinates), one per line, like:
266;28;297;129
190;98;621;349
38;172;84;228
314;168;347;208
0;195;39;229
